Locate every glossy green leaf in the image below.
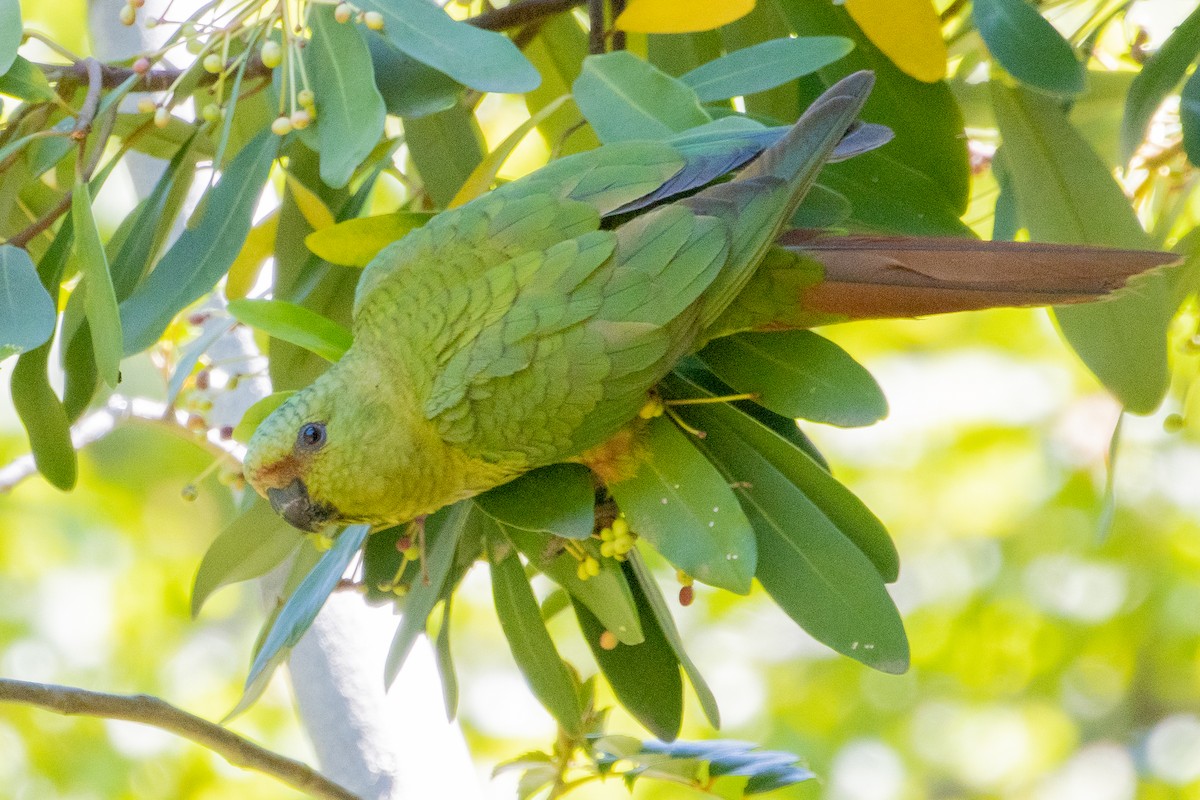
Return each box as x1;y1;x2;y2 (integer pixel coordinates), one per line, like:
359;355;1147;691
821;150;974;236
626;551;720;727
475;463;595;540
574;578;684;741
306;5;386;189
524;13;598;156
433;598;458;720
111;113;212;160
233;391;295;444
489;527;584;735
681;36;853;102
992;84;1174;413
192;497;300;617
365;30;461;119
304;212;433;267
671;392;909;672
1121;3;1200;161
404;104;485;208
0;0;20;75
357;0;539;94
507;527;644;645
245;524;369;688
609;416;756;594
0;56;55;103
384;501;472;686
700;331;887;427
120;131;278;355
573;52;712;143
0;245;55;361
973;0;1084;96
71;181;123;387
1183;67;1200;168
227;299;352;363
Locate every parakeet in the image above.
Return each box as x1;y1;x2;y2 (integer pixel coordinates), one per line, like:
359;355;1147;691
242;71;1166;532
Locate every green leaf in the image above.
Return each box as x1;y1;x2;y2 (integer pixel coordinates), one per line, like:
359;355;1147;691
573;571;683;741
992;84;1174;413
573;52;712;143
0;0;20;75
227;299;352;362
71;180;123;387
626;550;720;728
192;497;300;617
119;131;278;355
1121;3;1200;162
0;56;55;103
821;150;974;236
488;525;584;735
972;0;1085;96
524;13;598;156
595;738;815;794
680;36;853;102
304;212;433;267
475;463;596;540
306;4;386;189
404;104;485;208
507;527;644;645
699;331;887;427
365;30;461;119
1183;67;1200;168
667;365;899;582
245;524;369;688
384;501;471;686
233;391;294;444
433;598;458;719
609;417;756;594
790;183;852;229
0;245;55;361
357;0;539;94
667;385;908;672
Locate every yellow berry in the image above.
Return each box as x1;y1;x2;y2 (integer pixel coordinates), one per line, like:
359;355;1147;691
614;538;633;556
1164;413;1186;433
298;89;315;108
144;17;157;28
611;517;629;538
600;541;615;558
260;40;283;69
129;0;144;7
334;3;353;23
290;109;311;130
201;103;222;122
271;116;293;136
402;545;420;561
676;569;694;587
202;53;223;73
118;4;136;25
153;107;170;128
180;484;198;502
576;562;589;581
599;631;618;650
585;557;601;577
312;533;334;552
364;10;384;30
137;98;156;114
599;526;614;542
638;395;664;419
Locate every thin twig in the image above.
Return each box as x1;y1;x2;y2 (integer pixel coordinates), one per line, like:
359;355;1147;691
468;0;584;31
71;58;103;140
0;678;360;800
610;0;626;51
587;0;605;54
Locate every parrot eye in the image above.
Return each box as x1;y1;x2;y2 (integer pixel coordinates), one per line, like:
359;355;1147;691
297;422;327;452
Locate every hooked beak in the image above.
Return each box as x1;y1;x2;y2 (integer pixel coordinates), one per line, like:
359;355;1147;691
266;477;339;533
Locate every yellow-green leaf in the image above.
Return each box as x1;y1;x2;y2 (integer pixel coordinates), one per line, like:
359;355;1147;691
225;211;278;300
228;298;352;362
616;0;755;34
71;181;123;387
304;212;433;267
283;172;336;231
844;0;946;83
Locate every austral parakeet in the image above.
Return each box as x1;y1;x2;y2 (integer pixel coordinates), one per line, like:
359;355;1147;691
242;71;1165;531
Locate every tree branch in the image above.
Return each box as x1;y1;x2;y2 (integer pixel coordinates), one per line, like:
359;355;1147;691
0;678;360;800
469;0;585;31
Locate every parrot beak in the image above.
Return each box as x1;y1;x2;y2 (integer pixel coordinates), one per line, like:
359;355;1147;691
266;477;339;533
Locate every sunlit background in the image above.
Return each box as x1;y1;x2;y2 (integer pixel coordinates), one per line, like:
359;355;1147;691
4;0;1200;798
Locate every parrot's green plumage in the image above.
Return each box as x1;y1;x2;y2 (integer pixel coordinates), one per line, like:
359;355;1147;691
244;73;881;531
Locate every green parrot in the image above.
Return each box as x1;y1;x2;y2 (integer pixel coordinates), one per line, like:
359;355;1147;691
242;71;1166;531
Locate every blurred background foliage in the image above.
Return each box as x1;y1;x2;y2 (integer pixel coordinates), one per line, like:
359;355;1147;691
4;0;1200;798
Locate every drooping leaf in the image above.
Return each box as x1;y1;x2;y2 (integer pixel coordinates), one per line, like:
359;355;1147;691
507;527;644;645
0;245;56;361
306;4;386;189
71;181;123;387
383;501;472;686
192;497;300;617
1121;3;1200;162
282;172;336;231
0;56;55;102
475;463;596;540
699;330;887;427
233;391;295;444
225;212;279;300
119;131;278;355
609;416;757;594
228;299;352;363
573;568;684;741
573;52;711;143
992;84;1174;413
595;737;815;794
680;36;853;102
973;0;1084;96
404;104;485;208
365;31;460;119
0;0;21;75
304;212;433;267
616;0;755;33
433;597;458;719
488;524;584;735
843;0;945;83
244;524;369;688
358;0;539;94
